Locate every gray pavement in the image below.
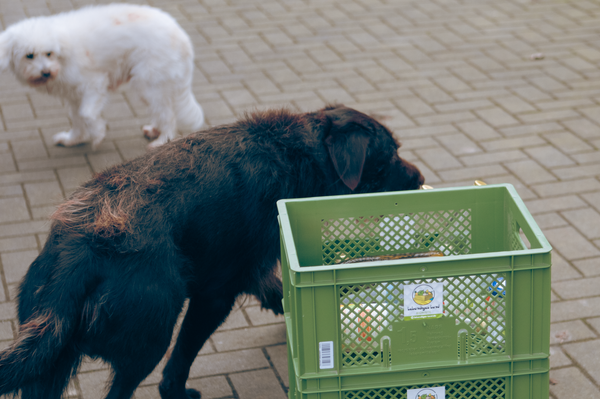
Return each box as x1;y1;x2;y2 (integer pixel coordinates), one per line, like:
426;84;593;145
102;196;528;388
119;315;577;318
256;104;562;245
1;0;600;398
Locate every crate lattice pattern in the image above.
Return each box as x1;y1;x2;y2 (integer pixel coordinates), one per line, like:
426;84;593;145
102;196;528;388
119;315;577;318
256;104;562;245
322;210;472;265
344;378;505;399
339;275;506;368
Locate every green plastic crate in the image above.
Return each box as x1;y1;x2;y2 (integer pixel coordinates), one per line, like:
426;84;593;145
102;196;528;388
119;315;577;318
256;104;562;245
278;184;551;381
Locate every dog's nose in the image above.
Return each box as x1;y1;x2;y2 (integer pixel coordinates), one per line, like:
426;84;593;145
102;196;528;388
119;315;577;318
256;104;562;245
41;71;51;78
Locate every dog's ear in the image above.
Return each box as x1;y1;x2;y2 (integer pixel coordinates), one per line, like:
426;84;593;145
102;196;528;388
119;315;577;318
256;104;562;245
324;108;371;191
0;31;11;71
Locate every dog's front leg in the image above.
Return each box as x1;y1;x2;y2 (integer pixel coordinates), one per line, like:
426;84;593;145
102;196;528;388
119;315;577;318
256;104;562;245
159;294;237;399
53;99;90;147
252;269;284;315
53;90;107;149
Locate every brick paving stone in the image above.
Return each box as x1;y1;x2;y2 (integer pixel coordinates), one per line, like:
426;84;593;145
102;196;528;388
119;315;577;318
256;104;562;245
185;376;234;399
460;149;527;166
552;165;600;180
553;277;600;300
505;159;557;184
500;122;563;137
562;340;600;385
0;321;14;341
0;236;37;252
543;131;594;153
415;147;462;170
551;252;583;282
549;346;572;369
230;369;287;399
550;320;597;345
571;151;600;164
87;152;124;174
562;118;600;139
1;250;38;284
572;258;600;277
532;178;600;198
533;212;568;230
0;197;30;224
217;309;250;331
561;208;600;240
456;120;502;141
57;167;93;192
588;317;600;334
437;165;507;182
211;324;286;352
544;226;600;260
78;369;111;399
435;133;482;155
24;181;64;207
266;344;289;388
0;220;49;239
525;145;576;168
552;297;600;323
189;349;270;378
550;367;600;399
244;306;285;326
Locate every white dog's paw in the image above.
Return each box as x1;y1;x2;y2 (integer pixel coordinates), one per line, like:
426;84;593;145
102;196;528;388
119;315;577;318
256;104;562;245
53;131;88;147
143;125;160;140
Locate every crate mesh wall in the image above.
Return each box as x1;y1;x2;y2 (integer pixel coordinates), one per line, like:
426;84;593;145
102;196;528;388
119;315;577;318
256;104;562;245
322;210;473;265
339;275;506;368
344;378;505;399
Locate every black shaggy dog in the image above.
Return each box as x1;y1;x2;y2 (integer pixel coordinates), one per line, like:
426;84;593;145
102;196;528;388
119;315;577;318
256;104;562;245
0;105;423;399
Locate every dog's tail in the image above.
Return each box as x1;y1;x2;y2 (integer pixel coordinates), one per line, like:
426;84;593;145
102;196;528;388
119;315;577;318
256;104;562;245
176;89;204;133
0;243;90;394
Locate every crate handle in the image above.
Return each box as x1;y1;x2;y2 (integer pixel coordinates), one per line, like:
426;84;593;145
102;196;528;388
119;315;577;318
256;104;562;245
458;329;468;361
380;336;391;368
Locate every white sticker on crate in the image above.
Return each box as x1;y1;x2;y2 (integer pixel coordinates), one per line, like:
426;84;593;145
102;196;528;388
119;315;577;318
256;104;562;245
404;282;444;320
319;341;334;369
407;386;445;399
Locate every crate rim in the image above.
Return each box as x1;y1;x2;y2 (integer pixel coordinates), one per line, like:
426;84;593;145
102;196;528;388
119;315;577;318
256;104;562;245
277;184;552;273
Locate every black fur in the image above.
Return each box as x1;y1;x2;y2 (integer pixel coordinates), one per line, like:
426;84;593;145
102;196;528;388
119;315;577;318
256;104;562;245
0;105;424;399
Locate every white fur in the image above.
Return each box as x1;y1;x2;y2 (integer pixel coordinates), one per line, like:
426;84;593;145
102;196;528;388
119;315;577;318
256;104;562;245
0;3;204;149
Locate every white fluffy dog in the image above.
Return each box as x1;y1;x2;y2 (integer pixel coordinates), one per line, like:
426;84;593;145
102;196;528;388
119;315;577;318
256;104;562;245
0;3;204;148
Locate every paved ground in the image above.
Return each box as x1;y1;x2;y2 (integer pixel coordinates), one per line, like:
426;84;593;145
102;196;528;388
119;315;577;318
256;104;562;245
0;0;599;398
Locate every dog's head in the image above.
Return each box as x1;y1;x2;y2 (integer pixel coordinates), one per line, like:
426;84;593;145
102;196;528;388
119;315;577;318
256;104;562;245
319;104;424;193
0;18;62;87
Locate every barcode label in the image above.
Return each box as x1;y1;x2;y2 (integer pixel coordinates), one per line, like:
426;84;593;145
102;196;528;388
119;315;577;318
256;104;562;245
319;341;334;369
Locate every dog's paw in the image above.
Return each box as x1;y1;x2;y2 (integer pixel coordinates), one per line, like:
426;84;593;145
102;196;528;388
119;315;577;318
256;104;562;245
159;382;201;399
143;125;161;139
186;388;201;399
53;131;88;147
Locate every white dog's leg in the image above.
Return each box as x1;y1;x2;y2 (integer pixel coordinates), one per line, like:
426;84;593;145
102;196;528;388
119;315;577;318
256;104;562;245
53;91;107;149
144;92;177;149
53;100;90;147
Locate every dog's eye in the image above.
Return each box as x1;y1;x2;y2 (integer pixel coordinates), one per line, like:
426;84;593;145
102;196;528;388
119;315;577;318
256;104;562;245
46;52;53;57
26;53;34;59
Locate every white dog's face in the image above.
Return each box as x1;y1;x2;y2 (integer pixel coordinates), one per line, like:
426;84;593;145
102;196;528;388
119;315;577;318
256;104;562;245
12;49;61;87
0;19;62;87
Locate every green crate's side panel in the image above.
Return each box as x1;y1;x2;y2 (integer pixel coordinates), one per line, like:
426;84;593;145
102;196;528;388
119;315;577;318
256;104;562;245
512;372;550;399
289;369;549;399
511;269;551;358
295;358;549;393
295;285;340;375
285;266;550;376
